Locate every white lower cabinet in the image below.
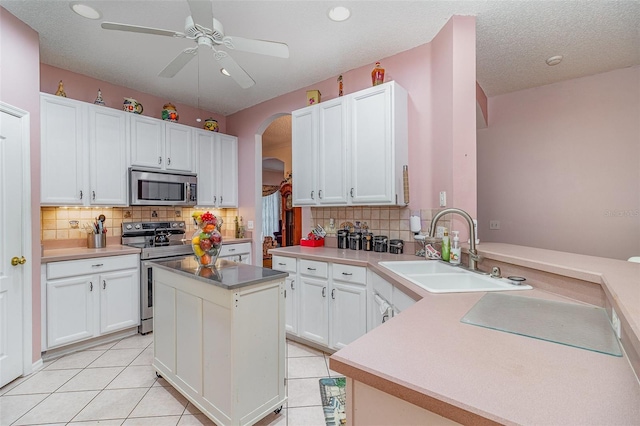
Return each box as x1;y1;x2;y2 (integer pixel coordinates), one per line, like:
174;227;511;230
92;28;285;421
219;242;252;265
298;259;330;346
43;254;140;350
272;256;298;335
290;258;368;351
367;271;417;332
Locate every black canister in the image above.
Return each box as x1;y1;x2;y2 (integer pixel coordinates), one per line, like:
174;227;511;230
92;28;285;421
389;239;404;254
349;232;363;250
373;235;388;252
362;232;374;251
337;229;349;249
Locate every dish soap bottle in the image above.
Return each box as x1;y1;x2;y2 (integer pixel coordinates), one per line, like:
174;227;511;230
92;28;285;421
441;228;450;262
450;231;461;265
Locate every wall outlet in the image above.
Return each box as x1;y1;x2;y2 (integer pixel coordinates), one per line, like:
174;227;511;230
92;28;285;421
247;220;254;230
489;220;501;230
611;309;621;339
439;191;447;207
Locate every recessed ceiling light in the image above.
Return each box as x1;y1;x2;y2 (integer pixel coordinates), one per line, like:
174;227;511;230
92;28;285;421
328;6;351;22
546;55;563;66
220;68;231;77
70;2;102;20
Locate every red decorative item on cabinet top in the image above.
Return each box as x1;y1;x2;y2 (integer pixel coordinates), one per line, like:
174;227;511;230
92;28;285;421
371;61;385;86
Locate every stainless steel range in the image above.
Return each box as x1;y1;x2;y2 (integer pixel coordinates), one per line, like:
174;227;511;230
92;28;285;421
122;220;192;334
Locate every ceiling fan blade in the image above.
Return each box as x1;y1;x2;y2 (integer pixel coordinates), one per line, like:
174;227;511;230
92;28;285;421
223;36;289;58
101;22;184;38
186;0;214;29
159;48;198;78
213;50;255;89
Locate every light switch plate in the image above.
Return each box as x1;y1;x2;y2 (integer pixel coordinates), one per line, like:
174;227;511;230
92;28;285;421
247;220;254;230
439;191;446;207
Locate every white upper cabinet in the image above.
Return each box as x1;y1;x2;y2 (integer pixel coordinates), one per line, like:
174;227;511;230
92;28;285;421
41;94;85;205
130;116;194;172
291;81;408;207
194;129;238;208
41;94;128;206
87;105;129;205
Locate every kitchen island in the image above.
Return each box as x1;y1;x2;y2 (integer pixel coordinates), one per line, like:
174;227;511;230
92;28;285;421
270;243;640;425
149;258;288;426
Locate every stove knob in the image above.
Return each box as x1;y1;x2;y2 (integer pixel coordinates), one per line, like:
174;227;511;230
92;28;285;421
179;222;184;227
172;222;178;228
134;224;141;229
125;224;132;230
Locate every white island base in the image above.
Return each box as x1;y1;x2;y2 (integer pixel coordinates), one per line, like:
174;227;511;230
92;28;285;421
151;263;287;426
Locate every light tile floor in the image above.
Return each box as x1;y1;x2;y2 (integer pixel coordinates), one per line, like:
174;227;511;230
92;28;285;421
0;334;340;426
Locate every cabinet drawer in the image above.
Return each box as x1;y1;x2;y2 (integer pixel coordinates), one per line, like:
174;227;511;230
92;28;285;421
299;259;328;278
332;264;366;285
220;242;251;257
47;254;139;279
272;255;297;273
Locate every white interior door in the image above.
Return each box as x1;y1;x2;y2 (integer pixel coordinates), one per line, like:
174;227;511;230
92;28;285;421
0;102;32;387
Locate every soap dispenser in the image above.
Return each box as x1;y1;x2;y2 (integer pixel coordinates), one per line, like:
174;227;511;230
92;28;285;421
441;228;450;262
450;231;461;265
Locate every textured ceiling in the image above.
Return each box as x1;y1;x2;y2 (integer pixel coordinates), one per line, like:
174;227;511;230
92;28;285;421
2;1;639;116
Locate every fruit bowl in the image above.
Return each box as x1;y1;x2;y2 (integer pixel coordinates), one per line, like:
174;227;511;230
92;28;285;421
191;211;223;267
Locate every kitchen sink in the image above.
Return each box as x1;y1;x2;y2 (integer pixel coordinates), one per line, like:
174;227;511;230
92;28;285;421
378;260;533;293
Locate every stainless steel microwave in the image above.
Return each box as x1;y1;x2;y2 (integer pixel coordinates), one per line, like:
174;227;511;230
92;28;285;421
129;168;197;206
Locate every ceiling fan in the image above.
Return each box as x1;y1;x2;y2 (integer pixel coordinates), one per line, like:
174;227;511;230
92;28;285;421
101;0;289;88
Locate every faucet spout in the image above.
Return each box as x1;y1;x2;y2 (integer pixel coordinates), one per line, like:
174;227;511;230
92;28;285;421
428;208;478;271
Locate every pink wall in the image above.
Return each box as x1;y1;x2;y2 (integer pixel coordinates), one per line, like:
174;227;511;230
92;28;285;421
477;66;640;260
0;7;42;362
430;16;477;240
40;65;226;132
227;16;478;251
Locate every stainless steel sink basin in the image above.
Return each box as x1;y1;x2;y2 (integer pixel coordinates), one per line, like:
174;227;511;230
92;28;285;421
378;260;533;293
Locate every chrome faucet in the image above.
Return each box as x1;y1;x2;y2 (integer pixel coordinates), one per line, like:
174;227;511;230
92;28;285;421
428;208;479;271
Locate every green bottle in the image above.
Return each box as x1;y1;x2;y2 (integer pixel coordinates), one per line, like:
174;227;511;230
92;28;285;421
441;228;450;262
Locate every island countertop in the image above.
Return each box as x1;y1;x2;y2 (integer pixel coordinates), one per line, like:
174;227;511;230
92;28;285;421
271;243;640;424
149;257;288;290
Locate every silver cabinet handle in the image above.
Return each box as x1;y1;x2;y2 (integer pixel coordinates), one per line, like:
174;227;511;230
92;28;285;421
92;191;96;200
382;314;389;323
284;289;287;298
220;196;223;203
278;262;286;266
331;289;335;299
103;280;106;290
80;190;83;200
350;188;354;197
167;157;171;166
342;272;352;276
307;267;316;271
89;281;93;291
290;280;295;290
229;248;236;252
214;196;217;204
158;156;162;164
91;263;103;267
311;190;314;200
318;190;323;199
322;287;326;297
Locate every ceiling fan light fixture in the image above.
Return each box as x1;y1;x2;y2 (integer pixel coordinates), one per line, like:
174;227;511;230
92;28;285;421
328;6;351;22
70;2;102;20
221;68;231;77
546;55;563;66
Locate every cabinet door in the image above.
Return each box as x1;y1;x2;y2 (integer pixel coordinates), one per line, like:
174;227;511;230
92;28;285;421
130;115;164;169
165;122;193;172
195;129;216;205
330;281;367;350
284;276;297;335
318;98;349;205
291;107;318;205
88;105;128;205
350;84;394;204
217;133;238;207
100;268;140;334
298;275;329;346
40;94;85;205
47;275;96;348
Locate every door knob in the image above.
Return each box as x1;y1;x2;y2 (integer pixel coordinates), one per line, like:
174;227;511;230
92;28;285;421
11;256;27;266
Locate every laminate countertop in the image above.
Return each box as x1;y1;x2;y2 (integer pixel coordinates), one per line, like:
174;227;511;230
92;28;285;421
270;244;640;425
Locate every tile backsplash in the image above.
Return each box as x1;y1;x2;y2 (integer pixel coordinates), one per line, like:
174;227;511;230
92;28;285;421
310;206;451;242
41;206;240;242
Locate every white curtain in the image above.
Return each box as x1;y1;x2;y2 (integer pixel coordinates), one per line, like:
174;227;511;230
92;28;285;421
262;190;281;240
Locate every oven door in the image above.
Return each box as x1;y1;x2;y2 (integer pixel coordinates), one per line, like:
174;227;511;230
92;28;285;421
140;255;190;334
